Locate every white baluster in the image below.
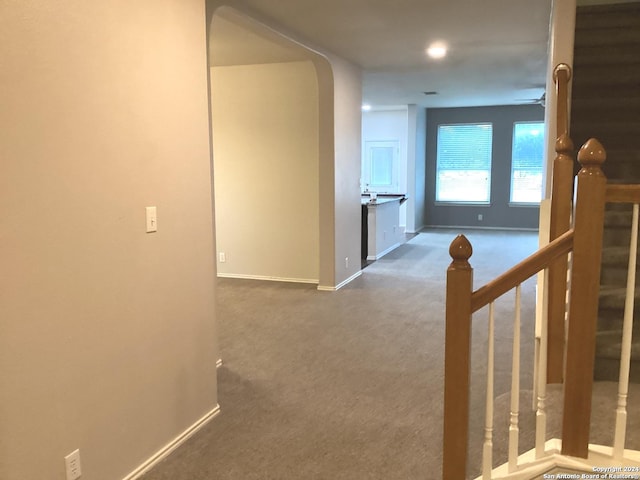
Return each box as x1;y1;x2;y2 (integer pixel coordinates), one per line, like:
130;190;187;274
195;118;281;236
483;302;495;479
509;285;522;472
614;203;639;460
536;269;549;458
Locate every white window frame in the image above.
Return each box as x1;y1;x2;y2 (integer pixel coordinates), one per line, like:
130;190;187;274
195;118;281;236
510;121;544;205
435;123;493;205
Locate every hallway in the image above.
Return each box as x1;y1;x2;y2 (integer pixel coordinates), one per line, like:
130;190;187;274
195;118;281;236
142;230;539;479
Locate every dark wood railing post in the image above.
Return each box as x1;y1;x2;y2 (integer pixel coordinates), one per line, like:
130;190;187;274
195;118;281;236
546;134;575;383
561;138;607;458
443;235;473;480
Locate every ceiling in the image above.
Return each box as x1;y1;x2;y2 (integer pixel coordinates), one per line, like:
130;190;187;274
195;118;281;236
210;0;556;109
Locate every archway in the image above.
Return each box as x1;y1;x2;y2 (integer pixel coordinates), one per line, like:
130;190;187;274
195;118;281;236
207;6;336;287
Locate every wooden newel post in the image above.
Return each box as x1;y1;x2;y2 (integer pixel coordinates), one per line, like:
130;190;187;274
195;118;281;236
547;134;575;384
561;138;607;458
443;235;473;480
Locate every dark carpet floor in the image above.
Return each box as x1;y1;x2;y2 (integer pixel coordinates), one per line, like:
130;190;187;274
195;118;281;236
140;229;639;479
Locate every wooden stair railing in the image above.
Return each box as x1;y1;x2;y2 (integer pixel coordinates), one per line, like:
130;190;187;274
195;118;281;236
604;184;640;460
546;64;573;384
561;138;607;458
442;138;607;479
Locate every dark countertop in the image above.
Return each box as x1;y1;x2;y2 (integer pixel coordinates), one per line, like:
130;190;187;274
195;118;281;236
361;194;407;206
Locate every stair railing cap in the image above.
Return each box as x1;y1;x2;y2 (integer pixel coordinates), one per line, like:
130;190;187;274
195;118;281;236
577;138;607;168
555;133;574;155
449;234;473;266
553;63;572;83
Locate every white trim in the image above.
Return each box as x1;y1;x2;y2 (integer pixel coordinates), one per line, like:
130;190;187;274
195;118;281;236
216;358;223;368
476;439;640;480
366;242;401;261
317;270;362;291
122;405;221;480
407;223;426;234
217;273;318;284
424;225;539;232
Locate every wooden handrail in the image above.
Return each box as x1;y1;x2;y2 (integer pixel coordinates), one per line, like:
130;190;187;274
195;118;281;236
546;133;575;384
443;137;611;477
546;61;574;384
554;63;572;139
471;229;574;312
443;230;574;479
606;184;640;204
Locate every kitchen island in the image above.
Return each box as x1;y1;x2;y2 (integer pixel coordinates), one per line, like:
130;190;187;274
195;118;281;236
361;194;407;261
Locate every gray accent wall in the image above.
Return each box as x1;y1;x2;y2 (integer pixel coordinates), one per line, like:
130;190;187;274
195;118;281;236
414;107;427;231
424;105;544;229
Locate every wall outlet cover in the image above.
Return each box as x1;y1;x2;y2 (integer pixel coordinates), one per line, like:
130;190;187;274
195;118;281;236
65;449;82;480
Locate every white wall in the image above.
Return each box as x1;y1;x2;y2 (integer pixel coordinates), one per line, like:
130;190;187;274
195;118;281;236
362;109;409;229
544;0;576;198
0;1;218;479
211;61;320;282
207;3;363;290
329;54;363;288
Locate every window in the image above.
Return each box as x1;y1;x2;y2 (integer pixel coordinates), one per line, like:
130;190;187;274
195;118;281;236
362;140;399;193
436;123;493;203
511;122;544;203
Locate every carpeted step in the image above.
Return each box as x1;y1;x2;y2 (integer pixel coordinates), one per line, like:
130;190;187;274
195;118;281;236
600;246;640;287
605;206;634;225
573;1;640;383
601;158;640;182
596;330;640;360
602;228;634;250
571;124;640;152
595;330;640;382
598;285;640;311
572;83;640;101
602;149;640;166
576;2;640;30
596;286;640;337
574;45;640;67
572;97;640;123
574;27;640;48
485;381;640;478
572;63;640;87
602;245;635;267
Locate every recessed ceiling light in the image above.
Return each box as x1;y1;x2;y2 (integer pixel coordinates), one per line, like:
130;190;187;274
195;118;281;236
427;42;447;59
361;104;372;111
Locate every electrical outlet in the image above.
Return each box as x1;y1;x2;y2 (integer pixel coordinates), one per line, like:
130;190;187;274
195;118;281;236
219;252;226;263
478;214;483;221
345;257;349;269
65;449;82;480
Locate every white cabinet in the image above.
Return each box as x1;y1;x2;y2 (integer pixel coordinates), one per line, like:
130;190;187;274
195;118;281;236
362;195;405;261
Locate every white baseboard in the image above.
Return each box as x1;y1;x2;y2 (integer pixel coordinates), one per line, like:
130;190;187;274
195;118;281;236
366;242;401;261
217;273;318;284
424;225;538;232
122;405;221;480
317;270;362;291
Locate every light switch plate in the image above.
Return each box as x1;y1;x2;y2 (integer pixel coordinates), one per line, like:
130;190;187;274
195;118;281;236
146;206;157;233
